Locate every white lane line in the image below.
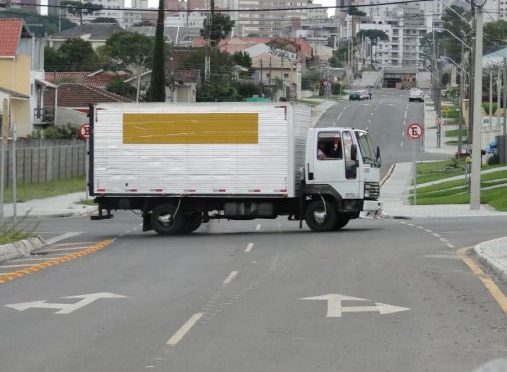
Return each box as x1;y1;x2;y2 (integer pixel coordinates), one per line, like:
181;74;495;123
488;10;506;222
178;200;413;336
223;271;238;285
447;243;456;248
440;237;448;243
402;130;405;137
433;233;440;238
417;226;424;229
52;241;95;247
256;224;261;231
400;141;404;147
0;263;38;268
167;313;203;346
245;243;254;253
9;255;66;262
424;229;432;233
45;232;82;245
336;111;344;123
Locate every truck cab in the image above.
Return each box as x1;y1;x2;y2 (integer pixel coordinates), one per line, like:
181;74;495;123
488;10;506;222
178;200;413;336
303;127;382;231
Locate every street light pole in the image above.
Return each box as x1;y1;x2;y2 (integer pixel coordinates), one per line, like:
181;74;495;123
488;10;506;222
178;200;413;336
470;5;483;210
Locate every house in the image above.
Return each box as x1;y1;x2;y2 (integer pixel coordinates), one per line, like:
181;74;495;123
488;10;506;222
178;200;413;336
44;83;131;126
45;70;131;89
48;23;124;50
0;18;54;138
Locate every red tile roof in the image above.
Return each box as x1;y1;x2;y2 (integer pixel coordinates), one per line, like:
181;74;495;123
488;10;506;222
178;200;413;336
0;19;24;57
45;70;131;89
44;83;131;108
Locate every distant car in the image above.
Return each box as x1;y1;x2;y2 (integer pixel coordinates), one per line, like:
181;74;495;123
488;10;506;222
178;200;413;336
359;90;370;100
349;91;361;101
409;88;424;102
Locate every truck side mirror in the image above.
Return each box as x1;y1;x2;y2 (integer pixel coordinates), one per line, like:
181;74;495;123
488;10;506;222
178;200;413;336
351;144;358;162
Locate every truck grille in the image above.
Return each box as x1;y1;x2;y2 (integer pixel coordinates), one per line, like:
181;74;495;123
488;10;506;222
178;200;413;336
364;182;380;200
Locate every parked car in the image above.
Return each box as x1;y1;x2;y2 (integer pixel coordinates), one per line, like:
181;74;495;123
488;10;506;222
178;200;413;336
409;88;424;102
349;91;361;101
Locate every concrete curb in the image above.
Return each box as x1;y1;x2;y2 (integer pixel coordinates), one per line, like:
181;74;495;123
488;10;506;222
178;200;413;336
0;236;46;263
5;206;97;219
474;237;507;281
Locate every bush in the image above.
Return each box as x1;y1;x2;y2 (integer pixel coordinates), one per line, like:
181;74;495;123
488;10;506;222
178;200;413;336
30;124;78;139
107;78;137;100
488;153;500;165
483;102;498;115
331;83;343;95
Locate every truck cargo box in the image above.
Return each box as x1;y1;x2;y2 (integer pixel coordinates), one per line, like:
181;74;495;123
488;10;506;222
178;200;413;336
91;102;311;198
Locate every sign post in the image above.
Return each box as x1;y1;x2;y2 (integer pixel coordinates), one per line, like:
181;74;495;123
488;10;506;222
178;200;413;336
407;123;423;205
80;123;90;200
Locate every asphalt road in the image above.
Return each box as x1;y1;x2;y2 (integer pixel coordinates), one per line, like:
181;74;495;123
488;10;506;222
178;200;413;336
0;91;506;372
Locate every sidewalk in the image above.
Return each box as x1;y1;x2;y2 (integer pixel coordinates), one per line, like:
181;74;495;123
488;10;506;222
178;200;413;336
2;192;97;218
423;100;458;156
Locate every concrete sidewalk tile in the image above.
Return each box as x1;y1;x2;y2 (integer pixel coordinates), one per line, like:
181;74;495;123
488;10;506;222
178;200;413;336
0;236;46;263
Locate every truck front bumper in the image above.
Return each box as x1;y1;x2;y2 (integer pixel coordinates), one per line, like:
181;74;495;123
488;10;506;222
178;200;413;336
361;200;383;218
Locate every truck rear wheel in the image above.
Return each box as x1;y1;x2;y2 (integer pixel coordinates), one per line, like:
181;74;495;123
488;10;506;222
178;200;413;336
151;203;184;235
305;200;337;232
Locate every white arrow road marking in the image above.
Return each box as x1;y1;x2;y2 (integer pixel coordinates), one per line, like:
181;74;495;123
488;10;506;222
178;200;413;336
301;293;410;318
5;292;128;314
45;232;82;245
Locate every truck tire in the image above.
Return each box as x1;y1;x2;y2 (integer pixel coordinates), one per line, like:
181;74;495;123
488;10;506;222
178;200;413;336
151;203;184;235
305;200;337;232
180;213;202;234
334;214;350;230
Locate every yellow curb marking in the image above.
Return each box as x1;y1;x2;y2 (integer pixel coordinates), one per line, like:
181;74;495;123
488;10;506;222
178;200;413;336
457;247;507;315
0;239;113;284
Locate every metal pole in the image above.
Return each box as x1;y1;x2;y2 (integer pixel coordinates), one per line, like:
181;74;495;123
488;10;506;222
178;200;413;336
458;45;465;154
497;66;501;131
489;70;493;129
413;139;417;205
85;137;89;201
0;133;4;221
10;106;16;223
470;6;483;210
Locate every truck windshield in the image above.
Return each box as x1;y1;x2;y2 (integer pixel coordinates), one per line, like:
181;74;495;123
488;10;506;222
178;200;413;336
354;130;378;167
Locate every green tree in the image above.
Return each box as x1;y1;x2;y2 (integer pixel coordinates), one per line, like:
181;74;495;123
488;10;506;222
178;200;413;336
356;29;389;44
61;1;103;24
301;70;321;91
104;32;154;73
106;78;137;100
328;41;348;68
232;51;252;68
0;8;76;36
200;13;235;46
347;6;366;16
441;5;471;64
44;46;70;71
91;17;118;23
58;38;96;70
147;0;166;102
484;20;507;52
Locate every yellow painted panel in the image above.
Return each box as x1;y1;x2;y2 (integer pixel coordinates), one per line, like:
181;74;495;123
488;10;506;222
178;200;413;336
123;113;259;144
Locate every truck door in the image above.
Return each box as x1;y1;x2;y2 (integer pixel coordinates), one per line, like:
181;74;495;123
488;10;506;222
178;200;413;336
312;130;361;199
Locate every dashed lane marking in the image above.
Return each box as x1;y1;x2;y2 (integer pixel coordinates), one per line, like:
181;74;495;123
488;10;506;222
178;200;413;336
256;224;261;231
245;243;254;253
167;313;203;346
45;232;82;245
0;240;113;284
223;271;238;285
447;243;455;248
457;247;507;315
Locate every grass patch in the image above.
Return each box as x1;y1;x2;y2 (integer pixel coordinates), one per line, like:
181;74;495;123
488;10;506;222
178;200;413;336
3;177;85;203
416;160;466;184
410;170;507;210
0;216;37;245
446;128;468;138
297;99;320;106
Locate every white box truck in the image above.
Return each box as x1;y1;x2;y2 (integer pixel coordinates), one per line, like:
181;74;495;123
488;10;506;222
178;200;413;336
88;102;382;234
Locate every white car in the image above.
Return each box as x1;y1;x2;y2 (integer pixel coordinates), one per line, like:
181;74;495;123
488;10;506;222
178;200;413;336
359;90;370;100
409;88;424;102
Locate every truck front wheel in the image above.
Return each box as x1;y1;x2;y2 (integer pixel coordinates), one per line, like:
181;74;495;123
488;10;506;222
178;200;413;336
151;203;184;235
305;200;337;232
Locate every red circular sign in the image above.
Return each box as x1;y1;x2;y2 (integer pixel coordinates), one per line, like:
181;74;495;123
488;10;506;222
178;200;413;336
407;123;423;140
80;123;90;139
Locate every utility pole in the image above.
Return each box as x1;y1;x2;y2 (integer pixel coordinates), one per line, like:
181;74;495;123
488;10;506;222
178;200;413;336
489;70;493;129
468;4;476;148
497;65;501;130
470;4;483;210
458;45;465;155
432;27;441;147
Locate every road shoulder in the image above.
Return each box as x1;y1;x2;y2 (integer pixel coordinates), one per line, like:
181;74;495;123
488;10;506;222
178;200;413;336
474;237;507;281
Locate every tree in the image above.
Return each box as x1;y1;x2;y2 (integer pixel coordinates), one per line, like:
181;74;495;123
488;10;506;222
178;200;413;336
107;78;137;100
132;20;155;27
200;13;235;46
44;46;70;71
356;29;389;45
58;38;96;70
147;0;166;102
0;8;76;36
301;70;321;91
91;17;118;24
61;1;103;24
441;5;471;64
347;6;366;17
328;41;348;68
104;32;154;73
232;51;252;68
484;20;507;52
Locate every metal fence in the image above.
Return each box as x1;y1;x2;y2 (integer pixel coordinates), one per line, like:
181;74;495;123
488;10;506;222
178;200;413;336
0;139;86;188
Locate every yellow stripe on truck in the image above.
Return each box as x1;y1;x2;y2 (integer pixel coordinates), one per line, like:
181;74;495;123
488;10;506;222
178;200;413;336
123;113;259;144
